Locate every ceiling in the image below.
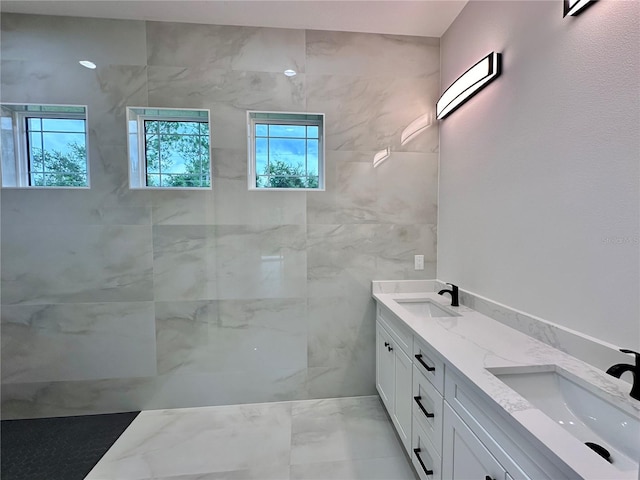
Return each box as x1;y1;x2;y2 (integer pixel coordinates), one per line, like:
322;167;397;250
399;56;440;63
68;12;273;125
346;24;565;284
0;0;468;38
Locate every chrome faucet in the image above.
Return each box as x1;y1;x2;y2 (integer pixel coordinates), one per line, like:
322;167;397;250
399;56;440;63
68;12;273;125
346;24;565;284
606;349;640;401
437;283;459;307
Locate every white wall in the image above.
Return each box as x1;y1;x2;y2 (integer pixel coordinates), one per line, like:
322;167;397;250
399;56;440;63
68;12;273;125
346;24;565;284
438;0;639;350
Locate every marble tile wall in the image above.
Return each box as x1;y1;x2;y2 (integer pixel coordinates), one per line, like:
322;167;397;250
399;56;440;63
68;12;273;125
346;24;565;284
0;13;440;418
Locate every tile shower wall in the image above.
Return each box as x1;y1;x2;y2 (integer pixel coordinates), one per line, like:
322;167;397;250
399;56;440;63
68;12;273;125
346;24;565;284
0;14;439;418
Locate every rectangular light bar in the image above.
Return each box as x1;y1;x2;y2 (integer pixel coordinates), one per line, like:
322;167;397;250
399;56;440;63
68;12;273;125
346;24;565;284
564;0;597;17
436;52;501;120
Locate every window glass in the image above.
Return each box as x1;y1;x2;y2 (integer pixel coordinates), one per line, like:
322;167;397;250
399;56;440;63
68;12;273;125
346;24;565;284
127;108;211;189
0;104;89;188
248;112;324;190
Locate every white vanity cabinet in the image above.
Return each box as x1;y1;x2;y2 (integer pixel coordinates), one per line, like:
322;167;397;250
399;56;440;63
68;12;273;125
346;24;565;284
376;306;413;453
411;338;445;480
443;370;571;480
442;403;507;480
374;298;576;480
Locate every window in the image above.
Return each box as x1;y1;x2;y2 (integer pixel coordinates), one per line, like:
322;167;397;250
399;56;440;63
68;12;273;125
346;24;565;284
127;107;211;189
1;104;89;188
248;112;325;190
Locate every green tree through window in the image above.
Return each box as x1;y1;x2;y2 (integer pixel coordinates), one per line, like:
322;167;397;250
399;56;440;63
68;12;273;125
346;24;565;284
29;142;87;187
259;160;319;189
144;120;210;188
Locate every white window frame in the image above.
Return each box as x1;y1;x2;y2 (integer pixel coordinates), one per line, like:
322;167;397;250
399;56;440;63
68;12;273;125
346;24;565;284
247;111;325;191
1;103;90;189
127;107;212;190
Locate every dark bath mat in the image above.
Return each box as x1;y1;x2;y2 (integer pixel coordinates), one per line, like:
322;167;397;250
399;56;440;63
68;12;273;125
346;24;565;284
1;411;139;480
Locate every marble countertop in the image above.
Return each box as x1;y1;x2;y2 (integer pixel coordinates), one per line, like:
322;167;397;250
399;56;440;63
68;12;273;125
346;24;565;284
372;285;640;480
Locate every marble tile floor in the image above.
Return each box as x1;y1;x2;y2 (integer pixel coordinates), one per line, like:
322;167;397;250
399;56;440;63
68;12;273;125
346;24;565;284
86;395;418;480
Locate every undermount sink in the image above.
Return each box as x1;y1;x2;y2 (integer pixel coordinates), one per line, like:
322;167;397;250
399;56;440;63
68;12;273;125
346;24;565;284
394;299;460;318
490;366;640;472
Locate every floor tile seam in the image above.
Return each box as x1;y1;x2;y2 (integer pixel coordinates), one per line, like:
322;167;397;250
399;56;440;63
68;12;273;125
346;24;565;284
288;452;409;467
119;460;295;480
133;394;380;417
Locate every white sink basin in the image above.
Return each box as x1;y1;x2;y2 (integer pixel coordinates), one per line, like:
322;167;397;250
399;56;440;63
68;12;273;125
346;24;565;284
394;299;460;318
490;366;639;472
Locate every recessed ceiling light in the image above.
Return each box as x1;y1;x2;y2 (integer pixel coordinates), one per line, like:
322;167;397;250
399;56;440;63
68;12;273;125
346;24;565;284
284;69;297;77
79;60;97;69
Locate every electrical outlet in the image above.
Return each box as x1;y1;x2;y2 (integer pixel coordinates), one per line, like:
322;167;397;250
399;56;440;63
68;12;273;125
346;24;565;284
414;255;424;270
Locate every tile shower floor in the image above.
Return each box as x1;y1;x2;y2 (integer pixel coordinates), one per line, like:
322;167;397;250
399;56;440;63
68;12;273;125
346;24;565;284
86;395;417;480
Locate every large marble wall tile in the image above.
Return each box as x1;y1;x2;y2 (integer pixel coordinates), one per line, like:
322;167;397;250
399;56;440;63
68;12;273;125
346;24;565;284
1;60;148;147
306;224;379;298
209;103;255;150
308;151;438;225
307;296;375;369
147;66;305;111
0;189;151;226
214;178;307;225
1;302;156;383
306;30;439;77
212;148;248;182
374;224;437;280
306;72;439;153
1;14;147;65
150;368;308;410
155;301;217;375
215;225;307;299
1;224;153;305
147;21;305;74
152;226;217;301
156;298;307;376
151;191;217;225
307;151;378;225
1;376;161;419
211;298;307;373
374;152;438;224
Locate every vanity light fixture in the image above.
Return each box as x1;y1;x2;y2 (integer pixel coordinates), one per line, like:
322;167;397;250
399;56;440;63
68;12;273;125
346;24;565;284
436;52;501;120
79;60;97;69
401;112;434;146
563;0;597;17
284;69;297;77
373;147;390;168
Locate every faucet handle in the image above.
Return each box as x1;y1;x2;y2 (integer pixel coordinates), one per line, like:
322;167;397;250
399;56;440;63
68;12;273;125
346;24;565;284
446;283;458;290
620;349;640;365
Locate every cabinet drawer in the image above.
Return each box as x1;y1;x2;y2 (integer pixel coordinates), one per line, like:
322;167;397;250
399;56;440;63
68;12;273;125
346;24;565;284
413;337;445;394
442;403;506;480
377;304;413;356
445;370;567;480
412;417;442;480
412;365;443;454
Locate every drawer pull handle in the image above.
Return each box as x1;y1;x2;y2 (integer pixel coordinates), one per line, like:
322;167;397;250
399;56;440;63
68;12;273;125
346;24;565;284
414;396;435;418
384;342;390;347
415;354;435;372
413;448;433;476
387;345;393;352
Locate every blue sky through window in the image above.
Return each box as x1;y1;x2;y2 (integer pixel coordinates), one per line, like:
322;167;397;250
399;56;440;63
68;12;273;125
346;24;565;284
255;123;319;178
